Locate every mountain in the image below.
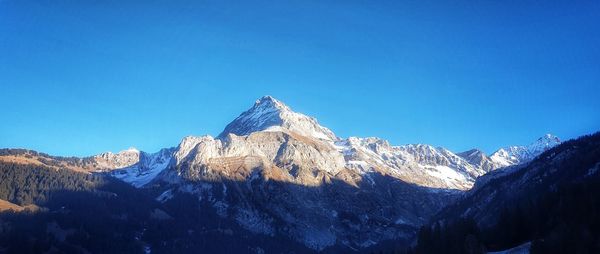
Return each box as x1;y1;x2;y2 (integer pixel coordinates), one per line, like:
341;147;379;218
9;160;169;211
489;134;561;167
117;97;557;191
456;134;561;174
0;160;319;253
111;148;175;187
218;96;338;141
94;147;143;169
457;149;498;173
335;138;484;190
0;96;566;252
412;132;600;254
437;133;593;226
105;96;560;250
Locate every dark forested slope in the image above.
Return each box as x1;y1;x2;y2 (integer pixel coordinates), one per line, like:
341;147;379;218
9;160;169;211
409;132;600;254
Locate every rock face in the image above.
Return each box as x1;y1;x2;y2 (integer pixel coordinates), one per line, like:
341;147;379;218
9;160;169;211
457;149;499;173
78;96;561;251
94;148;141;169
110;148;175;187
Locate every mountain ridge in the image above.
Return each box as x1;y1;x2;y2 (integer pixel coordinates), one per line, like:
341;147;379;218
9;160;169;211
96;96;559;191
0;96;561;191
0;96;565;251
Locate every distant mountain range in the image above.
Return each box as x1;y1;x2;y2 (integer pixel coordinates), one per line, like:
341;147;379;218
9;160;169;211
1;96;592;254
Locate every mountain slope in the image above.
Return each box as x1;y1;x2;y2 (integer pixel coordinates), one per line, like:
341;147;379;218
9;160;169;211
412;132;600;254
0;161;316;254
457;149;499;173
111;148;175;187
440;132;597;226
135;96;561;250
490;134;561;167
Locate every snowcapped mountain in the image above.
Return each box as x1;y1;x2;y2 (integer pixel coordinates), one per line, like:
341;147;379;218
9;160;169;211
91;96;559;192
436;132;599;228
334;138;484;190
165;96;504;191
490;134;561;167
0;94;589;253
526;133;562;155
218;96;337;141
26;96;560;251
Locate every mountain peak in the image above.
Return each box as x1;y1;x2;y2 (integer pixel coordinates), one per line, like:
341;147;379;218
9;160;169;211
490;134;561;167
124;147;140;153
528;133;560;154
218;96;337;141
536;133;561;143
457;149;486;158
254;95;287;108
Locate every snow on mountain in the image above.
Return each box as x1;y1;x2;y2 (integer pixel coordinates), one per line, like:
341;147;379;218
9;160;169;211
218;96;337;141
526;133;561;155
437;133;600;233
490;134;561;167
89;96;563;251
111;148;174;188
489;146;526;167
87;146;176;188
90;97;560;195
335;137;482;190
165;129;455;250
1;94;571;252
127;96;561;193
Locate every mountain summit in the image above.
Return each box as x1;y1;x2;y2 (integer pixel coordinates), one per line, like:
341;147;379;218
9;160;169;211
218;95;337;141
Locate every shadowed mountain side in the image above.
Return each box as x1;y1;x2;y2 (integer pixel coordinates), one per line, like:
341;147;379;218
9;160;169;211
149;167;461;252
405;132;600;254
434;132;600;227
0;160;459;253
0;164;315;254
0;191;316;254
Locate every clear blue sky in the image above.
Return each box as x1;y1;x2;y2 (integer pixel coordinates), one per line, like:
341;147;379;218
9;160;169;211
1;0;599;157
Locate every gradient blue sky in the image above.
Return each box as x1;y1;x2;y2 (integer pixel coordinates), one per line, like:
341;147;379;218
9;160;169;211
1;0;599;156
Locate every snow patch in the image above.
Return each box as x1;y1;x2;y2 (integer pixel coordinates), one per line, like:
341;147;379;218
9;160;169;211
112;149;173;188
156;189;174;203
424;165;469;186
488;241;531;254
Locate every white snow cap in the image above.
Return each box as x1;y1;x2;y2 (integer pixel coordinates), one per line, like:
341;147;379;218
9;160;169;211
218;95;338;141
